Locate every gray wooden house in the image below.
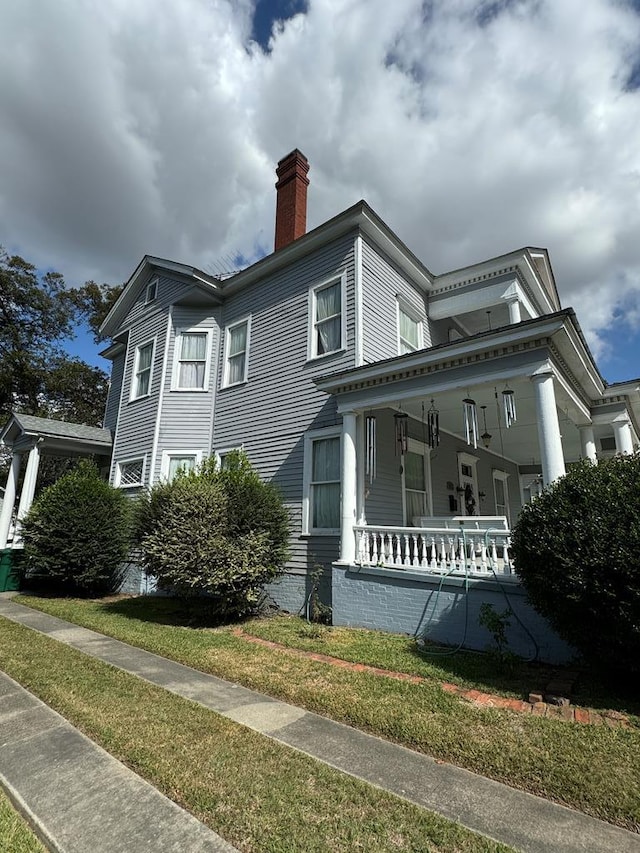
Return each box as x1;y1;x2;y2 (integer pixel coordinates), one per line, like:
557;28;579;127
4;150;639;659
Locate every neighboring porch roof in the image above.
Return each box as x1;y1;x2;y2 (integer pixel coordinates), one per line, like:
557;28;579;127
0;413;113;456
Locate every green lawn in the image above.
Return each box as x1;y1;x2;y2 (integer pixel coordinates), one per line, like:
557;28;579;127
14;594;640;832
0;787;46;853
0;616;509;853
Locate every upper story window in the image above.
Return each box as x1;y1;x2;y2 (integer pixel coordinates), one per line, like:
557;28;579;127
131;340;154;400
173;330;211;391
303;427;341;534
397;301;422;355
309;275;345;359
223;317;251;387
145;277;158;304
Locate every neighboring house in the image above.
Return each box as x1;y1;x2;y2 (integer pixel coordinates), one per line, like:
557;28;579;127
2;150;639;660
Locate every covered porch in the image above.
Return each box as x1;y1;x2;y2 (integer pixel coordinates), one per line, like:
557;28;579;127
0;413;113;550
316;312;640;580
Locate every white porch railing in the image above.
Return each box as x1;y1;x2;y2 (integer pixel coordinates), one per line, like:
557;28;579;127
354;524;514;577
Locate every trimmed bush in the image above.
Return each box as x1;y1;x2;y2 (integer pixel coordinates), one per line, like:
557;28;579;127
22;460;131;596
135;453;290;618
511;455;640;676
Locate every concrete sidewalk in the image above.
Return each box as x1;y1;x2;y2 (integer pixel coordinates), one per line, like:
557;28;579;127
0;596;638;853
0;669;238;853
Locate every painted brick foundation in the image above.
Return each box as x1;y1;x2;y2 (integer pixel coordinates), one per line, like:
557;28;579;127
332;564;575;664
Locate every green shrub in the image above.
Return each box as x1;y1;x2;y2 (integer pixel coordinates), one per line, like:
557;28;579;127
511;455;640;676
136;453;290;618
22;460;131;596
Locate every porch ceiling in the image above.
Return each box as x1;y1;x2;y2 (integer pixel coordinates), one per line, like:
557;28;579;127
398;378;583;467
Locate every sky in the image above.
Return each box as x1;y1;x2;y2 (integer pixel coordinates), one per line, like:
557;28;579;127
2;0;640;382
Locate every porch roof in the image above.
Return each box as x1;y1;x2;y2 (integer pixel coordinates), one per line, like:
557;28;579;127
0;413;113;456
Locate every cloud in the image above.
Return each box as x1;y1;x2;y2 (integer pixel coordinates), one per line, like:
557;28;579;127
1;0;640;365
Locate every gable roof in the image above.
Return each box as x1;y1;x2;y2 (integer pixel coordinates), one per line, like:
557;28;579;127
100;256;221;338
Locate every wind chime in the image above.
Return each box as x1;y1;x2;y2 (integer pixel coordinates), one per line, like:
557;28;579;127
426;399;440;449
502;387;517;428
394;411;408;455
365;415;377;485
463;398;479;449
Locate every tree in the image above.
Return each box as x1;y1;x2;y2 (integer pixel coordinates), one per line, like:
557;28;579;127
511;455;640;677
21;461;131;597
71;280;124;343
135;454;290;619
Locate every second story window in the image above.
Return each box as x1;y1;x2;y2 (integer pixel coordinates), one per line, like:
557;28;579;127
174;330;210;390
223;317;251;387
310;276;344;359
131;340;154;399
398;302;422;354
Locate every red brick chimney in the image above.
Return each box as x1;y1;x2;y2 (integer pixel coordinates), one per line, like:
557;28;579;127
274;149;310;251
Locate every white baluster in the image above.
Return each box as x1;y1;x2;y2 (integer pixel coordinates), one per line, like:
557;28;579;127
439;537;446;570
469;535;478;572
394;534;402;567
503;541;511;574
490;539;498;571
419;535;427;568
430;537;437;570
480;540;488;572
403;534;410;566
371;531;379;565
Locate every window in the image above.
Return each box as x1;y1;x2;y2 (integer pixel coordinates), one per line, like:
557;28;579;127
397;302;422;354
164;454;197;480
492;470;510;522
223;317;250;387
173;330;210;390
303;428;341;533
131;340;154;399
116;458;145;488
309;276;344;359
145;277;158;303
215;446;243;470
402;438;432;525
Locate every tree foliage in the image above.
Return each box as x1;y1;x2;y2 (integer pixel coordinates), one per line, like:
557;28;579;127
71;280;124;343
22;461;131;597
0;248;113;429
135;453;290;619
511;456;640;676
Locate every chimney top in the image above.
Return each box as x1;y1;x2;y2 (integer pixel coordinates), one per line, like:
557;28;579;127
274;149;310;252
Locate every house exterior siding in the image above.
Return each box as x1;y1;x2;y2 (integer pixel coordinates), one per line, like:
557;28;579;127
212;233;356;575
103;351;125;432
361;237;430;363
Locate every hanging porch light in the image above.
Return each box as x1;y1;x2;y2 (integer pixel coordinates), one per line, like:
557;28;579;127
480;405;492;449
502;388;517;428
394;412;408;455
463;398;479;449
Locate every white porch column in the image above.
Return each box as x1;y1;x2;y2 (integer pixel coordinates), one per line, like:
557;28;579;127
613;415;634;455
16;442;41;523
0;453;22;549
339;411;358;563
507;298;522;325
531;367;566;486
579;425;597;463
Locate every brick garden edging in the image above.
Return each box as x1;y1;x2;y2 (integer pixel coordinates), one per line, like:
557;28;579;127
233;628;630;729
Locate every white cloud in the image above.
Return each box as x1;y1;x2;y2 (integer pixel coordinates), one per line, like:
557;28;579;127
1;0;640;368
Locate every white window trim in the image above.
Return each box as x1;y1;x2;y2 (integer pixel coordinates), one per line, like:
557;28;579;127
401;437;433;525
222;315;251;388
396;298;423;356
457;452;479;516
302;425;341;535
115;456;147;489
145;277;158;304
492;468;510;523
307;272;347;361
214;445;244;468
160;450;202;481
171;327;213;392
130;338;156;401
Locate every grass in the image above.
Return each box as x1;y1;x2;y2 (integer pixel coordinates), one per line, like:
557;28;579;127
0;617;510;853
0;787;46;853
14;594;640;832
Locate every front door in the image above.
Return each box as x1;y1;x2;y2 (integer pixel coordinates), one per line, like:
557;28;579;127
457;452;479;516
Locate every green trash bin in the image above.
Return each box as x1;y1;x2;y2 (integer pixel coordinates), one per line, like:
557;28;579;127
0;548;22;592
